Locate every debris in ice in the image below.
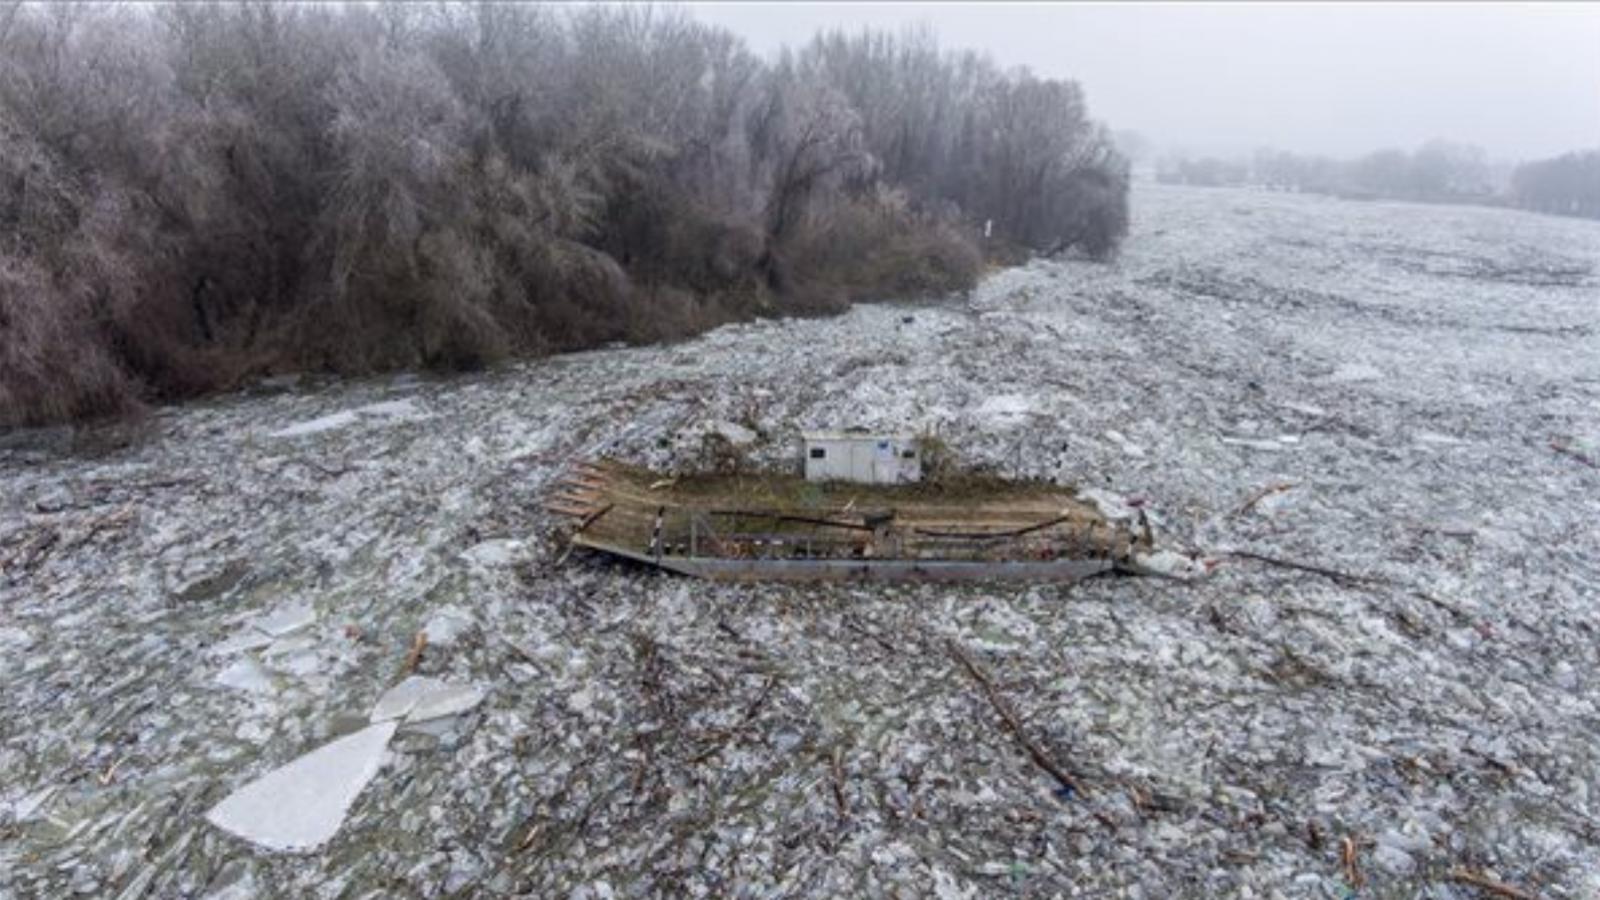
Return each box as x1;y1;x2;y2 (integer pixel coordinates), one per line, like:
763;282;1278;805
422;606;477;646
1128;550;1212;580
214;657;277;695
252;603;317;637
370;676;446;723
205;720;398;852
9;186;1600;895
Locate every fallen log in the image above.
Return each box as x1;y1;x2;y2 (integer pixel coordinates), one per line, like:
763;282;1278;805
946;638;1086;797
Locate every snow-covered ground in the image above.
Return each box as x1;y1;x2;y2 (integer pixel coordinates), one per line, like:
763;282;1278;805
3;184;1598;897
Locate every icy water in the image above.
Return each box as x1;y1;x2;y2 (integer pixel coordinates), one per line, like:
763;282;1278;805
3;184;1599;897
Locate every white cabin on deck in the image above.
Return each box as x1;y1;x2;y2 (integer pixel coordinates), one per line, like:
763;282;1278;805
802;431;922;484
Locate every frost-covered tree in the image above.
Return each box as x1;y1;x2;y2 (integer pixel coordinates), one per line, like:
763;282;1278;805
0;2;1129;426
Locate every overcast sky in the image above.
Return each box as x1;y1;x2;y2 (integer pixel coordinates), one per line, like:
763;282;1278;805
684;2;1600;162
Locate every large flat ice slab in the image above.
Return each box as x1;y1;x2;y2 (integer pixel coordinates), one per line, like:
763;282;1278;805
369;675;445;722
405;683;484;723
370;675;485;724
267;411;358;439
205;720;398;852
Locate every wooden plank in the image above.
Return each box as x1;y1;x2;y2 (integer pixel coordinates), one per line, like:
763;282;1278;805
575;503;614;533
551;491;600;505
543;502;595;517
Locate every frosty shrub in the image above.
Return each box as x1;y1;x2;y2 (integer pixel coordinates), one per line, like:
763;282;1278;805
0;3;1128;426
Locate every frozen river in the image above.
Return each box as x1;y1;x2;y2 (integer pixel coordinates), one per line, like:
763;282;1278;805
3;184;1599;896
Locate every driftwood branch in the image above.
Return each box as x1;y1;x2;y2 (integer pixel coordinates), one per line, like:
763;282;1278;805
1229;550;1385;588
946;639;1086;796
1448;868;1536;900
830;746;849;820
1341;834;1364;889
401;630;428;675
1230;482;1296;518
1550;438;1598;470
0;527;59;573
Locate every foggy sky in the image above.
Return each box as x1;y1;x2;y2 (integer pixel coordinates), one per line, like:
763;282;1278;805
685;2;1600;162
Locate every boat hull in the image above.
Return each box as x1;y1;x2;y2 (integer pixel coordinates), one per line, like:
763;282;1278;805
574;536;1117;583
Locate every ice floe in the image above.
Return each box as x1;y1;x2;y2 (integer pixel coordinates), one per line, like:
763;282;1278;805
214;657;277;695
267;399;424;439
205;720;398;852
370;676;485;724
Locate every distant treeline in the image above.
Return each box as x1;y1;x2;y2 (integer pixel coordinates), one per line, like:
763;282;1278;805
1156;141;1600;220
0;4;1127;426
1509;151;1600;219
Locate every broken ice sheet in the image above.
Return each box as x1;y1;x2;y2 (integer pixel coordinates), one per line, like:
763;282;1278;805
265;398;422;439
208;604;316;659
1129;550;1211;580
369;676;484;724
1325;361;1384;383
208;628;274;658
214;657;277;695
421;606;477;645
6;785;59;823
1220;435;1288;452
205;720;398;853
973;393;1035;428
267;411;358;439
369;676;446;723
404;683;484;723
252;603;317;637
262;634;317;659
